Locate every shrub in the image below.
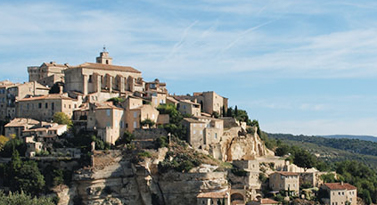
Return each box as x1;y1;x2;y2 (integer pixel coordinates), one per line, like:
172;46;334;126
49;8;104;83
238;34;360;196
231;168;248;177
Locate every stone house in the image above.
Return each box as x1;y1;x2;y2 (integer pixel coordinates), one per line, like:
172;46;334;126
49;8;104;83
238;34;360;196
232;160;262;190
5;81;49;119
182;116;224;150
25;136;43;157
16;94;80;121
64;51;142;96
127;104;159;132
28;61;68;87
22;122;68;143
197;189;231;205
0;80;18;120
321;182;357;205
4;118;40;138
248;198;280;205
175;91;228;115
269;172;300;195
182;118;206;149
87;102;125;145
178;100;201;117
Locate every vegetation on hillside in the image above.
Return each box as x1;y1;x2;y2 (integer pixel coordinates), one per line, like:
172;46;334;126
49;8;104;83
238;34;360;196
0;191;54;205
268;133;377;203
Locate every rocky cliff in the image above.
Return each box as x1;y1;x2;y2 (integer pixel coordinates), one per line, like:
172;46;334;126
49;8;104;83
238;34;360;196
58;149;228;205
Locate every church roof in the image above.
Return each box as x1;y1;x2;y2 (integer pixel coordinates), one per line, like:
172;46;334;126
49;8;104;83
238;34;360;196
72;62;141;73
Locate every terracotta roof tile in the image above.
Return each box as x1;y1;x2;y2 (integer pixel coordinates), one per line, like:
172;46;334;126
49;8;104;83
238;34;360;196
71;62;141;73
324;183;357;190
197;190;229;198
17;94;75;102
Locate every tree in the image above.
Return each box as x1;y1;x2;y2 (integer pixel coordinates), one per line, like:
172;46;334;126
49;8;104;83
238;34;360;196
115;131;134;145
0;191;54;205
0;135;9;151
293;149;317;170
53;112;72;129
234;105;238;117
141;118;155;128
14;161;45;196
107;97;125;106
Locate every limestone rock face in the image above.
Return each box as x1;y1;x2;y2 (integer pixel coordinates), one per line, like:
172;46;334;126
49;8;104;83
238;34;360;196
210;126;273;161
62;149;228;205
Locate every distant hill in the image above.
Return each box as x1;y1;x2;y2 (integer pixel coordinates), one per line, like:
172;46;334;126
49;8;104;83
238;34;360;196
267;133;377;169
320;135;377;143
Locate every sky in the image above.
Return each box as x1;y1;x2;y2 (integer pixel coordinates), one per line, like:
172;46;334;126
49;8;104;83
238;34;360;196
1;0;377;136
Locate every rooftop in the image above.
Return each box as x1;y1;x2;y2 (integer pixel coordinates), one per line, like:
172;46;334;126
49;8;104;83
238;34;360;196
324;182;357;190
260;198;279;204
5;118;40;127
71;62;141;73
17;94;75;102
197;190;229;199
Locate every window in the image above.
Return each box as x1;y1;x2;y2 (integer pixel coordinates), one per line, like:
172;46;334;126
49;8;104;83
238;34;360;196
39;103;42;108
152;114;155;119
200;130;203;135
134;112;137;118
193;130;196;134
107;122;110;127
133;121;137;128
106;110;111;116
215;133;217;139
45;103;48;108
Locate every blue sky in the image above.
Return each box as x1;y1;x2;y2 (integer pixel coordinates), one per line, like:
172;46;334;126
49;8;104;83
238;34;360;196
1;0;377;136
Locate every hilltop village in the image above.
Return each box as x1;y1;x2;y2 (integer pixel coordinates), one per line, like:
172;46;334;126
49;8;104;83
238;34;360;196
0;50;360;205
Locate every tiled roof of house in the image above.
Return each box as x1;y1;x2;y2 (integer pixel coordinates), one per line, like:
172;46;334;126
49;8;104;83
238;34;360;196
72;62;141;73
17;94;75;102
324;183;357;190
197;190;229;198
260;198;279;204
5;118;40;127
276;171;299;176
95;102;123;110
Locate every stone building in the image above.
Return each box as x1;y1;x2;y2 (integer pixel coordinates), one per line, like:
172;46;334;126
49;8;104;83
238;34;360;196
4;118;40;138
28;61;68;87
175;91;228;115
321;182;357;205
64;51;142;96
0;80;17;120
126;104;159;132
182;116;224;149
87;102;125;144
178;100;201;117
16;94;80;121
197;189;230;205
269;172;299;195
5;81;50;119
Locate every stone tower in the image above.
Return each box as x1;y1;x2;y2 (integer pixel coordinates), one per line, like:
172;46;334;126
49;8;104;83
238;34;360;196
96;47;113;65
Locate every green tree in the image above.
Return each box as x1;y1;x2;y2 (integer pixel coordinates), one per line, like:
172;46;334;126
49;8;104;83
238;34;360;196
0;191;54;205
14;161;45;196
293;149;317;170
115;131;134;145
53;112;73;129
141;118;155;128
107;97;125;106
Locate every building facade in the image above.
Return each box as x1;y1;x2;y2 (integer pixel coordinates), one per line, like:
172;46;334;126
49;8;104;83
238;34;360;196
269;172;300;195
321;182;357;205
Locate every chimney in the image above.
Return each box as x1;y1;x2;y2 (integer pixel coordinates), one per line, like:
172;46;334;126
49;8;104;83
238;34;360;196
341;181;344;185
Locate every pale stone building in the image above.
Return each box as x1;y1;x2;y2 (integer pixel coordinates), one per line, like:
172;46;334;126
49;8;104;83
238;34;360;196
232;160;262;190
6;81;50;119
175;91;228;115
197;189;230;205
87;102;125;144
22;122;68;143
4;118;40;138
0;80;18;120
321;182;357;205
248;198;280;205
269;172;299;195
28;61;68;87
64;51;142;96
178;100;201;117
182;116;224;149
16;94;80;121
127;104;159;132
